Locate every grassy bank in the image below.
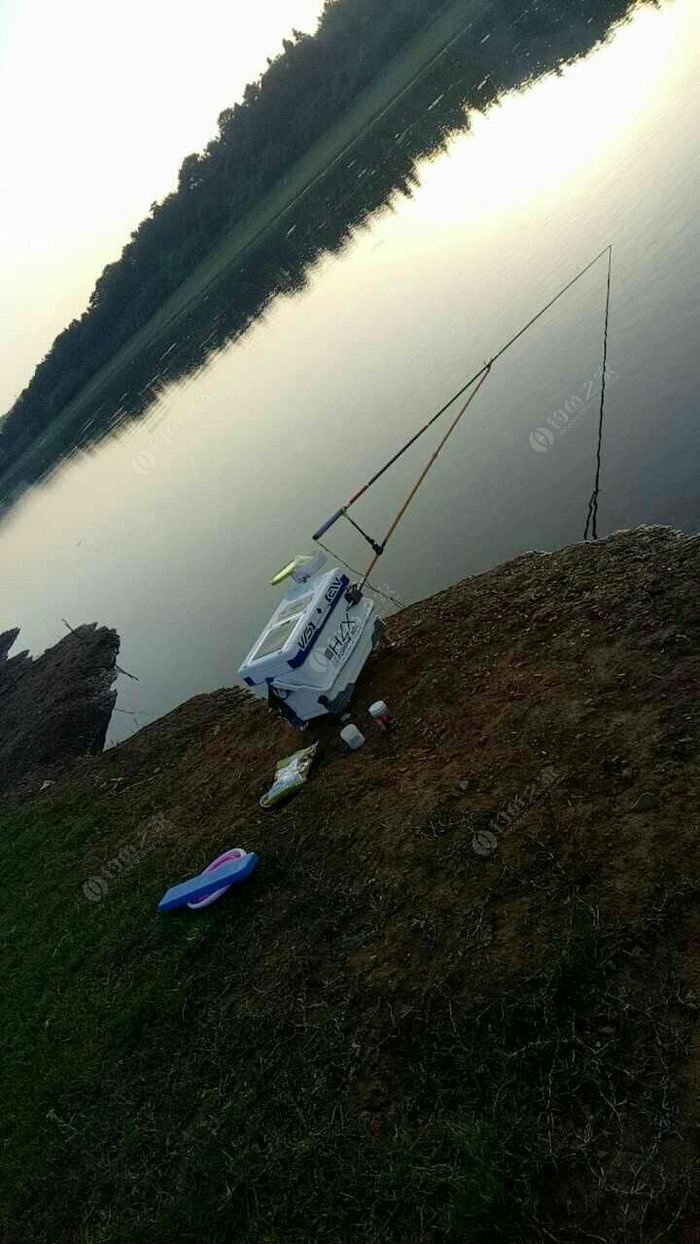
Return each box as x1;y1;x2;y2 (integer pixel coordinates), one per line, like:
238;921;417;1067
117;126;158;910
1;526;699;1240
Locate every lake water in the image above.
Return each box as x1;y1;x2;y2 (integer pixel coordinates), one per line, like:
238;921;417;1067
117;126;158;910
1;0;698;742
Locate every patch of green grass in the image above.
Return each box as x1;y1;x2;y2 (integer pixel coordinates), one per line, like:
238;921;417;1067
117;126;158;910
0;793;213;1227
392;1119;506;1236
444;1121;505;1233
1;778;696;1241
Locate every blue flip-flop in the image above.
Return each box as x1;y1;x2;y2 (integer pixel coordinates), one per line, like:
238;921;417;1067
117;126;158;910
158;852;259;912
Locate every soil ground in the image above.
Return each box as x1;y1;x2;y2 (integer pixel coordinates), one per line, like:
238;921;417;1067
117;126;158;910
1;525;699;1241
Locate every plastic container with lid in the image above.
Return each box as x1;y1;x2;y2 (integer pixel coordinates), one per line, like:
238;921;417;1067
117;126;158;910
369;700;395;731
340;722;365;750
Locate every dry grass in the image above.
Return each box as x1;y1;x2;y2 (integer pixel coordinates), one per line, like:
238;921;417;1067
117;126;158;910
1;527;699;1240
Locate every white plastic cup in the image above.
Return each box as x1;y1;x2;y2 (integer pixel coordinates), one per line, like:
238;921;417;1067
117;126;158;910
340;723;365;750
369;700;395;731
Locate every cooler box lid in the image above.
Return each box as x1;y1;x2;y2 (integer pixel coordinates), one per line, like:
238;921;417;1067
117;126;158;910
239;568;349;684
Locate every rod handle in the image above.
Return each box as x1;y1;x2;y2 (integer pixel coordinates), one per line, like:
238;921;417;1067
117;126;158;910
312;508;344;540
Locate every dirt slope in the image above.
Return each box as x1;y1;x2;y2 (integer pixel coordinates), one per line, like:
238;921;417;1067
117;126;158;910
1;525;699;1241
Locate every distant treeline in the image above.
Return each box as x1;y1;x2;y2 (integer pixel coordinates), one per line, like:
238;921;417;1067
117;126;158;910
0;0;644;482
0;0;464;464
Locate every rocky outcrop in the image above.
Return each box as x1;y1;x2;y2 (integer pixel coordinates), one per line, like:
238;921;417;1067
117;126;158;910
0;628;21;662
0;623;119;790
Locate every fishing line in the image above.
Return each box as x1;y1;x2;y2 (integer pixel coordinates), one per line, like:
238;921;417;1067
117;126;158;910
584;245;613;542
314;538;404;608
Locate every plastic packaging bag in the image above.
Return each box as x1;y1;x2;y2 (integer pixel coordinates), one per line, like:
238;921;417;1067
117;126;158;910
259;742;318;809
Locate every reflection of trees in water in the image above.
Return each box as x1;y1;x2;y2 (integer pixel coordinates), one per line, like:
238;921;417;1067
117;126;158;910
2;0;647;503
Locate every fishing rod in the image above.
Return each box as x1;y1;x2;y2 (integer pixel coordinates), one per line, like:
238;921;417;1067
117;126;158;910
358;364;492;587
312;244;614;569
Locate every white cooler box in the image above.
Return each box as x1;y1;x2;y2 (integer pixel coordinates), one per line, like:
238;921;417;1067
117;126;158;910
238;562;382;727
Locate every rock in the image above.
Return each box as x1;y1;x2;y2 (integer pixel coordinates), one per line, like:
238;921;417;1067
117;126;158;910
0;628;20;662
472;829;499;856
0;624;120;792
631;792;659;813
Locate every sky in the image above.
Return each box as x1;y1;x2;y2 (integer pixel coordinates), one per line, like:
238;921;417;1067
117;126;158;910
0;0;327;412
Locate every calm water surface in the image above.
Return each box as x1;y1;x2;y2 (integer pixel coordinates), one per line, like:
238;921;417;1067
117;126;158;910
2;0;698;740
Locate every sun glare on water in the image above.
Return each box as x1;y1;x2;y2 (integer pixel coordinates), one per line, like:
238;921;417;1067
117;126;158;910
406;2;684;226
